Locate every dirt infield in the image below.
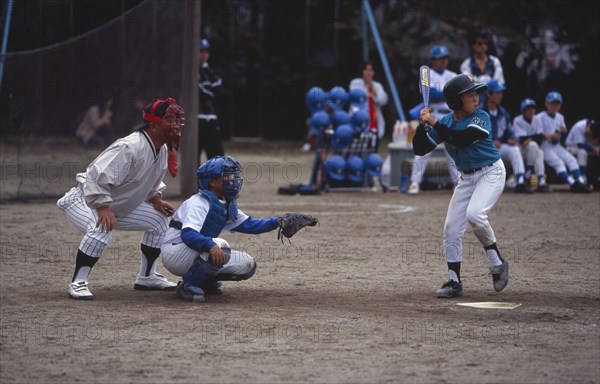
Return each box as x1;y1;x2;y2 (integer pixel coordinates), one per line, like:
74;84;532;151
1;143;599;383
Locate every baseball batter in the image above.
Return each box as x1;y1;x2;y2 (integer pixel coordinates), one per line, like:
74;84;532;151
57;98;185;300
161;156;317;303
413;74;508;298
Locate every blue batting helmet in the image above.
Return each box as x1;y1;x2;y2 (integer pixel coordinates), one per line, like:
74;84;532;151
199;39;211;50
545;91;563;104
364;153;383;177
328;86;349;111
346;155;364;183
325;155;346;181
310;110;331;137
348;87;368;106
429;45;449;59
331;109;351;128
350;109;370;134
306;87;328;113
520;98;536;112
196;156;244;199
331;124;353;149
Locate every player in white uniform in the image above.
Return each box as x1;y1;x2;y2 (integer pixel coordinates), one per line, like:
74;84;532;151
413;74;509;298
512;99;551;192
161;156;283;303
408;45;459;194
483;80;532;193
536;92;591;193
57;98;185;299
565;118;598;185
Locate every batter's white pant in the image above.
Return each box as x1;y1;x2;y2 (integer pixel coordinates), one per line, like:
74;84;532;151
57;185;168;258
541;142;579;175
410;144;459;185
566;145;588;167
499;144;524;176
520;141;545;176
161;242;256;278
444;160;506;263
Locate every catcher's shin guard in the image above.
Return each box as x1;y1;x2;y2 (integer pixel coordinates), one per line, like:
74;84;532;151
216;261;257;282
182;255;219;287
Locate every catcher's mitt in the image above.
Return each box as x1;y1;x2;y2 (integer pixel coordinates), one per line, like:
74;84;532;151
277;213;319;242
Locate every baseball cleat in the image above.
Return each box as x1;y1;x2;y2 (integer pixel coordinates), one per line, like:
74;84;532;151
570;182;592;193
436;280;463;298
407;182;420;195
199;279;224;295
489;259;509;292
175;283;205;303
134;273;177;291
514;184;533;194
68;281;94;300
536;184;552;193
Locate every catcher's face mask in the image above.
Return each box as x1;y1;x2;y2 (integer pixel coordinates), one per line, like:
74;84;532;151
222;157;243;199
143;97;186;144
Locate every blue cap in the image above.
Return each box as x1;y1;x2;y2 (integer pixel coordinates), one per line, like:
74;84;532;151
429;45;449;59
331;124;353;149
520;98;536;112
325;155;346;181
346;155;364;183
199;39;211;50
486;79;506;93
545;91;563;104
364;153;383;177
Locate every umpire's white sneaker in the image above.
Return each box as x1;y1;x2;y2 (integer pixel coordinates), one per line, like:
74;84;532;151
134;273;177;291
68;281;94;300
490;259;509;292
407;182;419;195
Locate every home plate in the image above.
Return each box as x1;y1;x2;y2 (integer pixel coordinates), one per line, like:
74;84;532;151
456;302;522;309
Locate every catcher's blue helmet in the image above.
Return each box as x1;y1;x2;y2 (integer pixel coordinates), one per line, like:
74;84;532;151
306;87;328;113
325;155;346;181
364;153;383;177
310;110;331;137
350;109;370;134
331;109;351;128
346;155;364;183
328;86;349;111
520;98;536;112
331;124;353;149
196;156;243;199
348;87;368;106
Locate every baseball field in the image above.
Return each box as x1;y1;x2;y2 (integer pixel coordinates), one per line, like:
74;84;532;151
1;141;598;383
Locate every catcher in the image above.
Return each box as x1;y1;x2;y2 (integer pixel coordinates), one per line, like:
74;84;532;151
160;155;318;302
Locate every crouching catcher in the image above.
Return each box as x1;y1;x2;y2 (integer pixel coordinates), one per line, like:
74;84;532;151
160;156;318;302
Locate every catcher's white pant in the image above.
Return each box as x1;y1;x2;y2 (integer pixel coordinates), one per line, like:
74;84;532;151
566;145;588;167
411;144;459;185
499;144;524;176
520;141;545;175
541;142;579;175
57;185;168;258
443;160;505;263
161;242;256;278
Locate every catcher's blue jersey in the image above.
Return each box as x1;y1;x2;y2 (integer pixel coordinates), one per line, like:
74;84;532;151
427;109;500;172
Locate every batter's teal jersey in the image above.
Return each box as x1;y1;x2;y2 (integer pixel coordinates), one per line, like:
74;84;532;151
427;109;500;172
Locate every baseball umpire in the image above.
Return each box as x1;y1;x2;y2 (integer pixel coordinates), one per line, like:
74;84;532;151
413;74;509;298
57;97;185;300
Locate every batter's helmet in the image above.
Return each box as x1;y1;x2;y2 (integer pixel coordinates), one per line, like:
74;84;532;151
310;110;330;137
306;87;328;113
520;98;536;112
545;91;563;104
429;45;449;59
325;155;346;181
331;110;351;127
196;156;243;199
331;124;353;149
348;88;368;106
443;74;487;111
364;153;383;177
328;86;349;111
350;109;370;134
346;155;364;183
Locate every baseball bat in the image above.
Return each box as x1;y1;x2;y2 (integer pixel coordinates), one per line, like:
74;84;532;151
419;65;431;107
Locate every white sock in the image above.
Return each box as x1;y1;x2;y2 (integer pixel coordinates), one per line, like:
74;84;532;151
74;266;91;282
448;270;459;282
567;175;575;185
486;249;502;267
538;175;546;186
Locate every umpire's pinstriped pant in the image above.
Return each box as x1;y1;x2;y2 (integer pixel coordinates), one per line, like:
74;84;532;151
57;185;168;258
